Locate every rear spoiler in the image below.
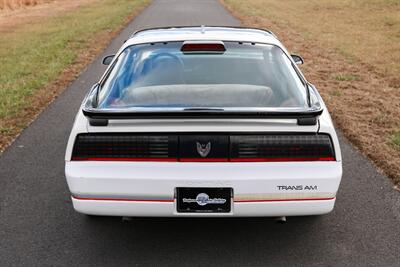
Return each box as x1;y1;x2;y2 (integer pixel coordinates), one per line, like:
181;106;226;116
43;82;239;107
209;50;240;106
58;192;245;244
83;109;322;126
82;84;323;127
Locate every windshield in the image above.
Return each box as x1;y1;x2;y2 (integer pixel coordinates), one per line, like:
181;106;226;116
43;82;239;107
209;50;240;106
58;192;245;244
98;42;308;109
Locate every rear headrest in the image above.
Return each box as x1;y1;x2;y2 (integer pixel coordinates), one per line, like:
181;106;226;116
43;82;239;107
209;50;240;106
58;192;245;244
121;84;274;107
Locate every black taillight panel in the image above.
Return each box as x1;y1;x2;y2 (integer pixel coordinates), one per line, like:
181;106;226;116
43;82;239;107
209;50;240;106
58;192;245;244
72;134;178;160
230;134;335;161
179;135;229;160
71;133;335;162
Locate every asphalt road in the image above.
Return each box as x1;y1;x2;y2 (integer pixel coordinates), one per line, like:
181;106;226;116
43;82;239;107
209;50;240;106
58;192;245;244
1;0;399;266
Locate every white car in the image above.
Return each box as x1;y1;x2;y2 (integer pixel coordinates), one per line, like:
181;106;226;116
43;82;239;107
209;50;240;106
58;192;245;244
65;26;342;217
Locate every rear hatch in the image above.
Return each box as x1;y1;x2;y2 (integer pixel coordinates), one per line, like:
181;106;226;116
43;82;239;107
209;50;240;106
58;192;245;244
73;39;337;163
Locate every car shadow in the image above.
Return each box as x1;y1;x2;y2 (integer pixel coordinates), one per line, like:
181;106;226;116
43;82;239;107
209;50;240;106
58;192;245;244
78;214;329;265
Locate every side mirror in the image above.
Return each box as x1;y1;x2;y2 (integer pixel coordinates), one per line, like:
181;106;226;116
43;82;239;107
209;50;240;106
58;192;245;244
291;54;304;65
102;55;115;65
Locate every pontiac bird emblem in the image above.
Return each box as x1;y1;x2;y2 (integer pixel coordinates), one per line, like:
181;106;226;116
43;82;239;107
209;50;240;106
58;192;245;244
196;142;211;157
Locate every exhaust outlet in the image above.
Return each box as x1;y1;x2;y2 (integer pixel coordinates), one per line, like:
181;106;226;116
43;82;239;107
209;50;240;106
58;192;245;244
275;216;287;223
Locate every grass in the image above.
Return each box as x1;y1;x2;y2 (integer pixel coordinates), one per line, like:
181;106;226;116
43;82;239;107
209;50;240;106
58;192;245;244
330;90;342;97
0;0;51;10
0;0;149;148
333;74;361;82
391;132;400;150
222;0;400;185
223;0;400;82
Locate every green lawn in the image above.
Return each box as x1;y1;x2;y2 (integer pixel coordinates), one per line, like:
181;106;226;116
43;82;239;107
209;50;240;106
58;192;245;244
0;0;149;137
392;132;400;150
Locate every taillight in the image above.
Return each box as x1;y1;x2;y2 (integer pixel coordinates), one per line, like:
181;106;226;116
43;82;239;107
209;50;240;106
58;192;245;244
71;134;178;161
71;133;335;162
230;134;335;162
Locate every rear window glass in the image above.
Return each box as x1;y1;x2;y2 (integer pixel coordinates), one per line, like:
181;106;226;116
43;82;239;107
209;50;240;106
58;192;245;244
98;42;308;109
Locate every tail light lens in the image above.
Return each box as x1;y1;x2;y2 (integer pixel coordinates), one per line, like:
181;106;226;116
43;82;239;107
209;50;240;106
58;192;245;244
230;134;335;161
71;133;335;162
71;134;178;161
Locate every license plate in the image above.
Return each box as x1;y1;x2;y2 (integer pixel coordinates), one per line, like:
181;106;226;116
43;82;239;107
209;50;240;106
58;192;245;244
176;187;232;213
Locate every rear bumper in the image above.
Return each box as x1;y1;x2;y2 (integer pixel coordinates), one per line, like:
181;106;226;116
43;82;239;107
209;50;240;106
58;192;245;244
65;161;342;217
71;196;336;217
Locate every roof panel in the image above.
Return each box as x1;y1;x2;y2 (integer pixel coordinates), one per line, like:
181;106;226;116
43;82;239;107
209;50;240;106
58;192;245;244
122;26;281;48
